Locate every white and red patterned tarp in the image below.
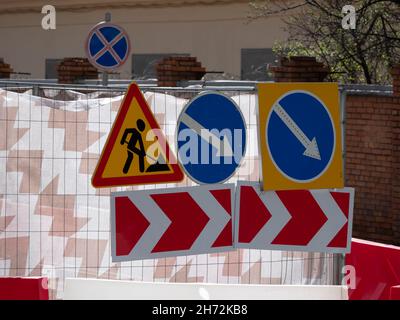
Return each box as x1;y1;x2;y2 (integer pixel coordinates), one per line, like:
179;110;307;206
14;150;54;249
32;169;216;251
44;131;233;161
0;88;336;299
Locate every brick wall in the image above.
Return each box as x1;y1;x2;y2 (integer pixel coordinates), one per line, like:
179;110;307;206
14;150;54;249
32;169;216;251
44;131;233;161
270;56;400;245
390;67;400;244
345;66;400;245
156;56;206;87
57;57;98;84
269;56;329;82
0;58;13;78
346;94;398;244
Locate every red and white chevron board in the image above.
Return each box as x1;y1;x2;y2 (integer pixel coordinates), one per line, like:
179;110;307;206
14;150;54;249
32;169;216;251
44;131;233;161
111;184;235;261
234;182;354;253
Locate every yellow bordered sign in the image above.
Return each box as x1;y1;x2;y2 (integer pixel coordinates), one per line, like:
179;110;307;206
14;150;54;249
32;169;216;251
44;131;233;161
258;83;343;191
92;83;184;188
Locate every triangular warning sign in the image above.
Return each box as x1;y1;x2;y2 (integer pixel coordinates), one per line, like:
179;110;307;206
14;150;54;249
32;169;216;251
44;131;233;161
92;83;184;188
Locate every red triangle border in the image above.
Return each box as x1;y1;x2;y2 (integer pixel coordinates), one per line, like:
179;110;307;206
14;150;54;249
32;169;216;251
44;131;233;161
92;83;184;188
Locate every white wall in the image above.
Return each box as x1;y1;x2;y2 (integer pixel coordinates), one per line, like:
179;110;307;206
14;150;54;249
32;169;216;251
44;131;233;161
0;3;287;78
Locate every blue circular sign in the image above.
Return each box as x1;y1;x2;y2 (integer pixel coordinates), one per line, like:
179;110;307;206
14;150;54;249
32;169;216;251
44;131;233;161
86;22;130;71
176;92;247;184
266;90;335;182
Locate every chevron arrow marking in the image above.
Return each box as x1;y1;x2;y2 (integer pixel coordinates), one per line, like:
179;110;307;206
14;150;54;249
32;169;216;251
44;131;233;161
111;184;235;262
234;181;354;253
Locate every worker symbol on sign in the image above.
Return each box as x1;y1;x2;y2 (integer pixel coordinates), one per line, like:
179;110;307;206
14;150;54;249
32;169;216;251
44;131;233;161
120;119;170;174
121;119;146;173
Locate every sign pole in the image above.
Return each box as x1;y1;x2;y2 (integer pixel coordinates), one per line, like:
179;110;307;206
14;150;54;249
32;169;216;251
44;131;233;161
101;12;111;87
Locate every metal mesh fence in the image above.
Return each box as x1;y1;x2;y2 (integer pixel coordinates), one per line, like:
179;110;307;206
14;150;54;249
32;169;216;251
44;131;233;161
0;81;338;299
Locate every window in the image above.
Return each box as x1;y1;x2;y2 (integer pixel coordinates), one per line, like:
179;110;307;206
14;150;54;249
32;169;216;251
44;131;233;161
45;59;62;79
241;48;276;81
132;53;189;79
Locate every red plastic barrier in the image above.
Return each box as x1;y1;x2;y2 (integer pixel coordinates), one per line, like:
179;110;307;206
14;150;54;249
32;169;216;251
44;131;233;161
390;286;400;300
346;239;400;300
0;277;49;300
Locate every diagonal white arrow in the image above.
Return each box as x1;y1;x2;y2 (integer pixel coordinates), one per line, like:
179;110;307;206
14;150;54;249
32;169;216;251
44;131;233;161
180;112;233;157
273;103;321;160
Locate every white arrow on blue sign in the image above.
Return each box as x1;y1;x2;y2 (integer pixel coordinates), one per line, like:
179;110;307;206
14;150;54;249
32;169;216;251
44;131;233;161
85;22;131;71
176;92;247;185
266;90;336;183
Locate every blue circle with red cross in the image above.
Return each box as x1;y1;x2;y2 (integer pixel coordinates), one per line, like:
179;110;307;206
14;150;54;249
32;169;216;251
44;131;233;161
86;22;131;71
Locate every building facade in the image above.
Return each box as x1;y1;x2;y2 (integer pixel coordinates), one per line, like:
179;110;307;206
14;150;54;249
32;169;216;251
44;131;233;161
0;0;287;79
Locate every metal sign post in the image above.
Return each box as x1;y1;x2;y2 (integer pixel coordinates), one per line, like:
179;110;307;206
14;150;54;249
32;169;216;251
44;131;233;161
337;88;348;286
102;12;111;86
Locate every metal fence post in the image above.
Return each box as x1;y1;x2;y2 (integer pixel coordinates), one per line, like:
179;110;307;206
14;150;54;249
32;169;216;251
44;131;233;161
335;88;348;285
32;84;39;96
